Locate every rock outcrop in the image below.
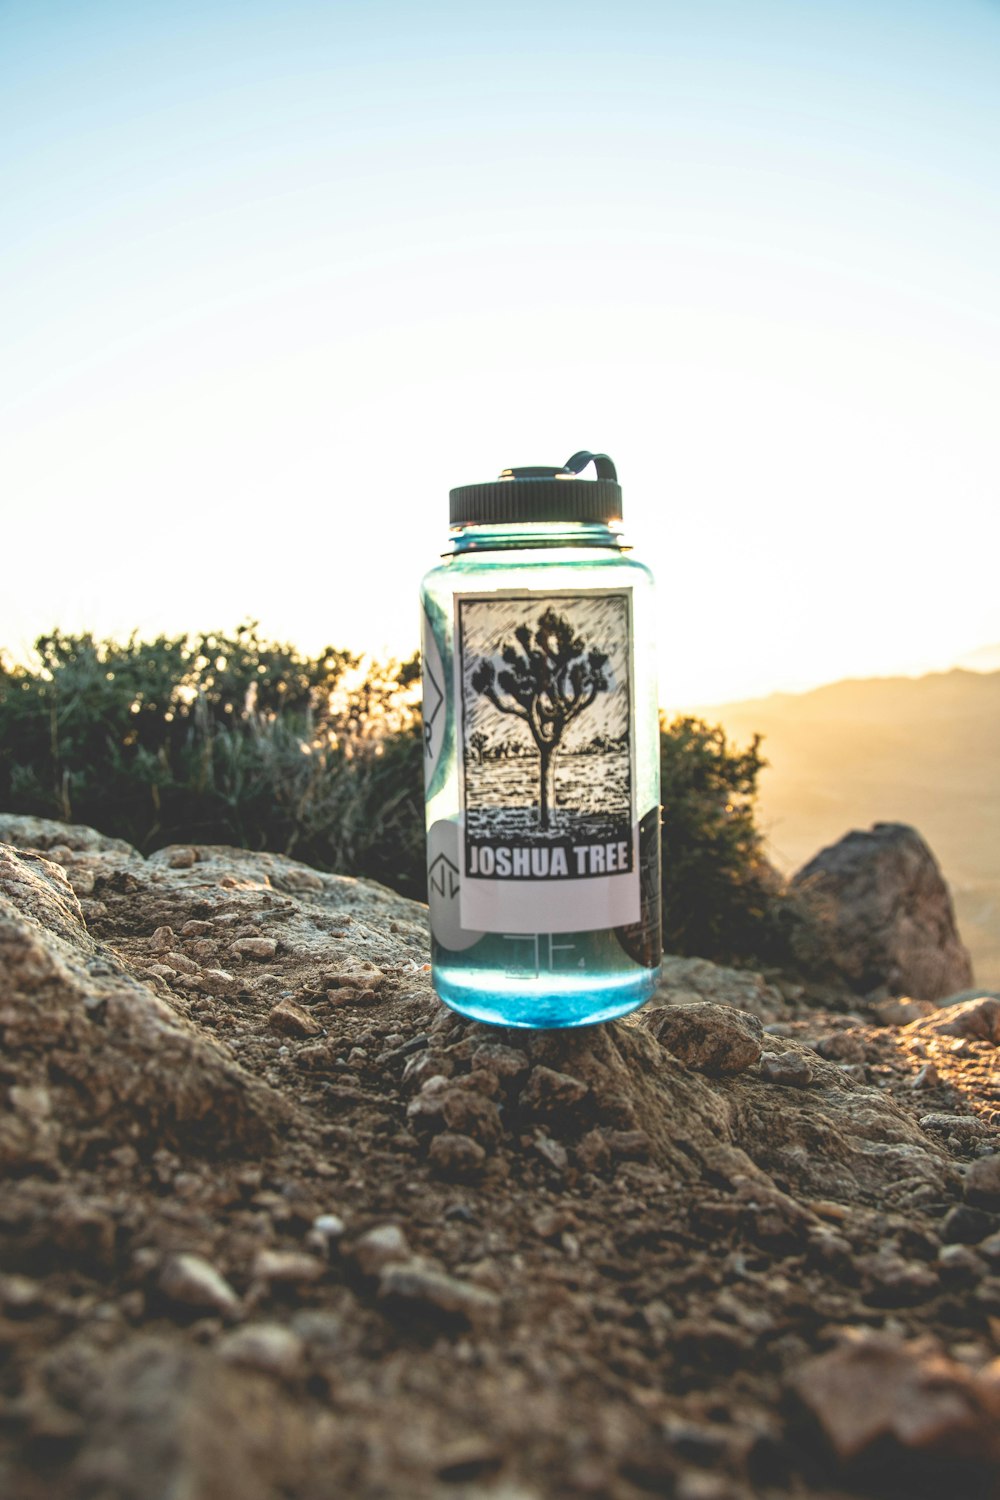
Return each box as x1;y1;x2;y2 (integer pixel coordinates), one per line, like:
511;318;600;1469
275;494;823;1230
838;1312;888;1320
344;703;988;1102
792;822;974;1001
0;816;998;1500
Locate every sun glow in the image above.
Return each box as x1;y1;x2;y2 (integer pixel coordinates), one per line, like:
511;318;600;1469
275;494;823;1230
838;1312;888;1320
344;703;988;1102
1;1;998;705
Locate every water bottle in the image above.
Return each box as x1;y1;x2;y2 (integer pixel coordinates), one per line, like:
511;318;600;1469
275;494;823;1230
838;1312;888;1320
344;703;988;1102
420;450;661;1028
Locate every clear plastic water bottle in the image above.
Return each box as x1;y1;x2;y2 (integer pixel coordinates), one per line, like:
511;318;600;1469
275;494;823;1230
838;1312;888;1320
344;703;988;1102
420;451;661;1028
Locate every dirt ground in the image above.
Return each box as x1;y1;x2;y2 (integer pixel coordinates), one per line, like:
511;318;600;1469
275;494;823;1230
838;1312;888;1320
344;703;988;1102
1;816;998;1500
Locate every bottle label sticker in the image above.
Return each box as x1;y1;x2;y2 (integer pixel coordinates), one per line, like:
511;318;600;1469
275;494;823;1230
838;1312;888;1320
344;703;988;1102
454;589;640;934
420;608;447;793
426;818;485;951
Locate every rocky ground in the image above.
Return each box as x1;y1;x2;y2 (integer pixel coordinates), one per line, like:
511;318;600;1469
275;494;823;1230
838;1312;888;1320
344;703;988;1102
1;813;998;1500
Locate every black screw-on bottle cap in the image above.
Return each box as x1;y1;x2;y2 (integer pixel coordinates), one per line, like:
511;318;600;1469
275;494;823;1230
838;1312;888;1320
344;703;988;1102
449;450;622;527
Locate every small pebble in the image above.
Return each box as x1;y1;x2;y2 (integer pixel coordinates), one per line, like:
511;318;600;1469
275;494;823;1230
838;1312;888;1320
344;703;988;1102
675;1473;739;1500
938;1244;985;1278
9;1085;51;1119
816;1031;867;1064
760;1051;813;1088
378;1259;500;1326
159;1253;240;1317
862;1248;938;1299
163;950;200;975
532;1134;569;1172
0;1274;44;1311
402;1052;450;1090
532;1208;575;1240
979;1232;1000;1264
576;1130;612;1173
520;1065;589;1115
233;936;278;961
909;1063;940;1090
397;1033;430;1057
604;1129;652;1160
941;1205;996;1246
268;998;322;1037
471;1042;530;1083
966;1155;1000;1207
646;1003;763;1075
435;1438;504;1482
291;1309;347;1356
166;846;196;868
872;997;936;1027
252;1249;325;1284
926;994;1000;1043
217;1322;305;1379
429;1132;486;1180
921;1112;995;1140
187;938;219;962
198;968;236;995
351;1224;412;1277
808;1227;853;1265
306;1214;347;1255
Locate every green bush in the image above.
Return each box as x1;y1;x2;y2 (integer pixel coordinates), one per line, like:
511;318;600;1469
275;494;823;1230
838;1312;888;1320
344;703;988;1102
0;624;424;895
0;628;808;964
659;715;819;969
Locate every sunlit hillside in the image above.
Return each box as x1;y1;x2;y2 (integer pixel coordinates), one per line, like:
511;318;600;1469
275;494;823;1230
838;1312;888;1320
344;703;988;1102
696;668;1000;989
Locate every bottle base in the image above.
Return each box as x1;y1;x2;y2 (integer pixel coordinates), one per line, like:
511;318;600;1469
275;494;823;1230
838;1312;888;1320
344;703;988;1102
433;966;661;1030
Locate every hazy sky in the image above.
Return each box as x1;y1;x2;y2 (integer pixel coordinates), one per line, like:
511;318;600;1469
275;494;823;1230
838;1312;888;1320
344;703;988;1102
3;0;999;705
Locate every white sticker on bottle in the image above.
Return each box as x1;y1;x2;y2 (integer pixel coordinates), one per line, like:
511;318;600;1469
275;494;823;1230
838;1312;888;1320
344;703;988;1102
420;608;447;792
454;589;640;935
426;818;484;951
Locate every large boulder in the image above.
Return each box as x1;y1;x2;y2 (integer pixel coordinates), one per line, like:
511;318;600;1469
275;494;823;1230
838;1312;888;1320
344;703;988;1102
792;822;973;1001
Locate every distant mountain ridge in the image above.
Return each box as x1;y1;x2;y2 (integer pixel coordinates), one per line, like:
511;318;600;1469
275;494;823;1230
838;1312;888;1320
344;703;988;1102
956;642;1000;673
690;668;1000;989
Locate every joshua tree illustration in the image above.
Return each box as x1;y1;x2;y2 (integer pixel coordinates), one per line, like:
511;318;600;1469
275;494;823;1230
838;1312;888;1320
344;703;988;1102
470;608;610;831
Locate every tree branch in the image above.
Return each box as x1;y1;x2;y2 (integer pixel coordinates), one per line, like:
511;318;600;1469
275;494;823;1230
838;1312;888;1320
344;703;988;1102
482;684;530;724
